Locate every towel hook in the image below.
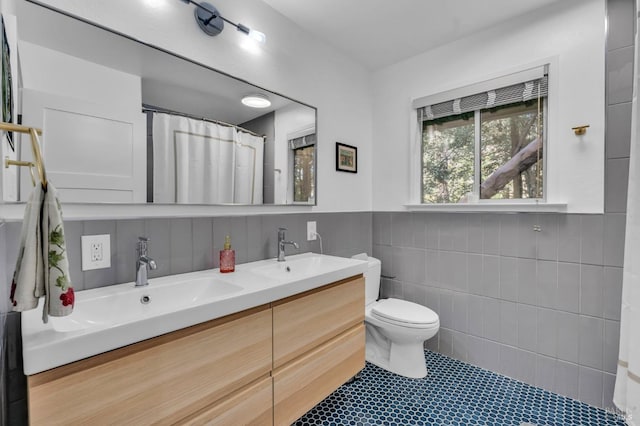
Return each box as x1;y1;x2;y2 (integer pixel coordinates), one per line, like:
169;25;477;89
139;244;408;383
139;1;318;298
1;121;47;189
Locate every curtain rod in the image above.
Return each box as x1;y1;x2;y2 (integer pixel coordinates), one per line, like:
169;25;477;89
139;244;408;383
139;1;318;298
142;104;265;139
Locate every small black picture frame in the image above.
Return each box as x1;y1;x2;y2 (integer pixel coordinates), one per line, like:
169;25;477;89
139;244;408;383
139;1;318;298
335;142;357;173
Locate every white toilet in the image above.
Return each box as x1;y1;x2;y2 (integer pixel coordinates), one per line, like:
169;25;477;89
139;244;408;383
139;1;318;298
354;254;440;379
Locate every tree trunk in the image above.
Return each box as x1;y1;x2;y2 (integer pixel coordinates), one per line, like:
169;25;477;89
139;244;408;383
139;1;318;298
480;137;543;199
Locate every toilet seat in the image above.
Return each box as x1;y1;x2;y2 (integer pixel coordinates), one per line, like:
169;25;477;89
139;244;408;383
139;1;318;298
371;298;439;329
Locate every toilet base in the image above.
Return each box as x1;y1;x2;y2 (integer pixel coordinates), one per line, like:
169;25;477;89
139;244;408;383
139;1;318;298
365;325;428;379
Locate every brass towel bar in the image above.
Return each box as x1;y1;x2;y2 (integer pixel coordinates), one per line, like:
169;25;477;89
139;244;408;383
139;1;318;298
1;121;47;189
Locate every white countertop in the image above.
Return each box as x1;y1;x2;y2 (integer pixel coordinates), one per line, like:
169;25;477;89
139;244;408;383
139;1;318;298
21;253;368;375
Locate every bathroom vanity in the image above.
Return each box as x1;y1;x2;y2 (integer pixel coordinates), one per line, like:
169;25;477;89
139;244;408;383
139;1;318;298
22;254;366;425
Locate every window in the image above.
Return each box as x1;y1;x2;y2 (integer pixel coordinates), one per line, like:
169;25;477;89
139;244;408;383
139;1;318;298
290;133;316;203
416;66;547;204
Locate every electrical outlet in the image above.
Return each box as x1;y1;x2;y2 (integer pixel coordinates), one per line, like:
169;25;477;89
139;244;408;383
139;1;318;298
82;234;111;271
307;221;317;241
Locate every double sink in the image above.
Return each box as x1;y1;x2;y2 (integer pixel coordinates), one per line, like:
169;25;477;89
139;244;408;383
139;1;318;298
21;252;368;375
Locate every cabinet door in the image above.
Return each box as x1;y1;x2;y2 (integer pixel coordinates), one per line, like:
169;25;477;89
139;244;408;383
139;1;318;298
28;306;272;425
179;376;273;426
273;324;365;425
273;276;364;368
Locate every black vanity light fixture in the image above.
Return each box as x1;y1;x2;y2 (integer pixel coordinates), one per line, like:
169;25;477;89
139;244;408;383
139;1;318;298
181;0;266;43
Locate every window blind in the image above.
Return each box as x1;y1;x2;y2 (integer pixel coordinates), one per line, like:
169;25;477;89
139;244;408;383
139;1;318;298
413;65;549;121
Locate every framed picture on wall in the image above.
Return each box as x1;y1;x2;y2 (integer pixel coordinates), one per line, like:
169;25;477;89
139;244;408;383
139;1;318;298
336;142;357;173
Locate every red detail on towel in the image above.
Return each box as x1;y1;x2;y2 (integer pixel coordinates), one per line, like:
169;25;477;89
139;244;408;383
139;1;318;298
60;288;75;307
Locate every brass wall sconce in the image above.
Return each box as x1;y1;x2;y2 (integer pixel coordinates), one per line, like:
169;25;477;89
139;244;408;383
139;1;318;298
572;125;590;136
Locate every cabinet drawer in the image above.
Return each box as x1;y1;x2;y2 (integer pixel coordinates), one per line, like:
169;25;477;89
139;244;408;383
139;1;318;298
273;324;365;425
28;306;272;425
273;275;364;368
178;375;273;426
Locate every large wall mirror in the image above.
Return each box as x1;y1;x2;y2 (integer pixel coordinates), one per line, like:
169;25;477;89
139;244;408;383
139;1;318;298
10;1;317;206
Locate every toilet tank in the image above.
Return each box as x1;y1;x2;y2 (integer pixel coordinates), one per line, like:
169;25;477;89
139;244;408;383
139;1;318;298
352;253;381;306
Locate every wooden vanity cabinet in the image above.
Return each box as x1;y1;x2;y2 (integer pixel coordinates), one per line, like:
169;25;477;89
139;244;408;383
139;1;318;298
26;275;364;425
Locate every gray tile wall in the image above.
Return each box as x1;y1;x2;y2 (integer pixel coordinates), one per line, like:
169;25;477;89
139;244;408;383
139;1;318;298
373;212;624;409
0;211;372;424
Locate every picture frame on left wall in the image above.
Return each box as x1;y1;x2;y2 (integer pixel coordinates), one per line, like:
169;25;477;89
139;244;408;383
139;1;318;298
336;142;357;173
1;14;14;151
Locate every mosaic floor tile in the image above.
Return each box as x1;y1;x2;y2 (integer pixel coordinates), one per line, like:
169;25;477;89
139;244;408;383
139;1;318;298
295;350;626;426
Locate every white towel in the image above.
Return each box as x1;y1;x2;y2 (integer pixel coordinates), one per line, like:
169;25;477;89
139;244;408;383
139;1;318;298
10;183;74;323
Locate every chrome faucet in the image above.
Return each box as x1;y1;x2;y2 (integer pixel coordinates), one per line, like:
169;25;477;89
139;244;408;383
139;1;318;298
135;237;157;287
277;227;299;262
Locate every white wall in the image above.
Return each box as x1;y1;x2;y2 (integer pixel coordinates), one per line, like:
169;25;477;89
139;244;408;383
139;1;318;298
371;0;606;213
23;0;373;214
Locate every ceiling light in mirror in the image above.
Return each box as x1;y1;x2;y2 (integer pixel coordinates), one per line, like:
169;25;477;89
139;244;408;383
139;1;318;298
242;94;271;108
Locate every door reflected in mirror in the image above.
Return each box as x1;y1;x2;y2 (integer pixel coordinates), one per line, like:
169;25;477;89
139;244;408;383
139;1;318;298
11;1;317;206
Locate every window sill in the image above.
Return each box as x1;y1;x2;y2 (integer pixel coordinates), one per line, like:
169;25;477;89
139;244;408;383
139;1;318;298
404;202;567;213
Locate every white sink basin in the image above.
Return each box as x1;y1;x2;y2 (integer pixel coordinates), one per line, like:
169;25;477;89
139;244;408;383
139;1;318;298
21;253;367;375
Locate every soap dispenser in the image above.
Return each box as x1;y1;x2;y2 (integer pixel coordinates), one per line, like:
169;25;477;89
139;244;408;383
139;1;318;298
219;235;235;273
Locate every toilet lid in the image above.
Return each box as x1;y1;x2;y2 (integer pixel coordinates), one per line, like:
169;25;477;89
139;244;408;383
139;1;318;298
371;298;439;325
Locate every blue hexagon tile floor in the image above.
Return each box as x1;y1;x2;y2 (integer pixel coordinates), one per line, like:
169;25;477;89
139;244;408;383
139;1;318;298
295;350;626;426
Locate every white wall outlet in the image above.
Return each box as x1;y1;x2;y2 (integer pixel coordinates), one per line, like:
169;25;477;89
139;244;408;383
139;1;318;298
307;221;317;241
81;234;111;271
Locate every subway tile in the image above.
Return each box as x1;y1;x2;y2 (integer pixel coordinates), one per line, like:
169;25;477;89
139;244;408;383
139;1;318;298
537;308;557;358
604;213;626;267
605;158;630;213
517;214;538;259
425;332;439;352
517;304;538;352
114;219;145;285
603;266;623;320
467;335;485;367
579;315;604;370
557;215;581;263
499;214;518;257
424;286;440;313
467;214;483;254
409;214;426;248
606;102;632;159
557;311;580;363
537;214;558;261
170;218;192;275
580;215;604;265
603;372;617;410
608;0;635;50
372;212;391;245
555;360;580;400
580;264;605;317
439;328;454;358
439;290;454;329
451;330;468;362
405;248;427;284
499;344;519;379
578;366;604;408
467;295;484;337
425;213;440;250
451;214;468;252
557;262;580;313
481;255;500;298
517;258;537;305
192;217;214;270
373;244;394;279
604;319;620;374
499;257;518;302
483;340;502;373
499;301;518;346
438;214;455;251
467;254;483;296
516;349;537;385
536;260;557;309
482;214;500;255
145;218;171;278
246;216;264;262
392;247;411;283
452;292;469;333
535;355;556;392
403;283;425;306
425;249;440;286
63;221;84;291
607;46;634;105
391;212;412;247
483;297;501;342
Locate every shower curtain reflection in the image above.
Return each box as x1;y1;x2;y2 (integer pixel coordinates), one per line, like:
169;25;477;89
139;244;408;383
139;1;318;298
152;112;263;204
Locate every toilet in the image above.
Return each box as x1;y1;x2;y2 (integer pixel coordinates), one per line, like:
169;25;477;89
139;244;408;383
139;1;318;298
353;254;440;379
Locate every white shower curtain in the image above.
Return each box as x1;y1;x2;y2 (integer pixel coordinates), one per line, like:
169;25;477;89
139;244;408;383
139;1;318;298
152;113;263;204
614;5;640;424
